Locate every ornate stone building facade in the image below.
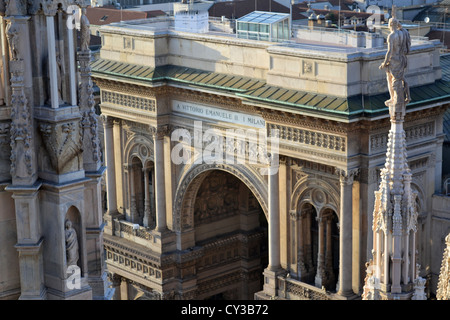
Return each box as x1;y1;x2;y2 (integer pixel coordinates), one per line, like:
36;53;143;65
0;0;111;300
89;10;450;300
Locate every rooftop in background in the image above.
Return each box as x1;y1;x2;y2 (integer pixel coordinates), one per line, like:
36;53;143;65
86;6;166;26
95;14;446;122
238;11;289;24
208;0;290;19
236;11;291;42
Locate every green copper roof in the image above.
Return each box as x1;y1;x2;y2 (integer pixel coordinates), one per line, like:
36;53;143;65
92;56;450;120
91;59;264;92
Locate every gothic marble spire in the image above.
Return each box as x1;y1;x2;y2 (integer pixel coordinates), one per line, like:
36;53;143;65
362;16;423;300
436;234;450;300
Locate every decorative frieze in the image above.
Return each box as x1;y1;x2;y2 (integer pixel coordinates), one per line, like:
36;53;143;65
104;235;162;266
268;123;346;152
106;247;163;280
370;122;435;153
102;90;156;113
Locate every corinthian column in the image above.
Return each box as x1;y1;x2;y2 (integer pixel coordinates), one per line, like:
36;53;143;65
143;167;153;228
337;168;358;297
315;216;325;288
102;115;118;235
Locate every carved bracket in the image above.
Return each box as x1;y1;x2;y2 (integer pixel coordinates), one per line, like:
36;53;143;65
39;119;83;174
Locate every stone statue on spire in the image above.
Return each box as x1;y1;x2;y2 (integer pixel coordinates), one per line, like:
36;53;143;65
363;9;423;300
379;15;411;117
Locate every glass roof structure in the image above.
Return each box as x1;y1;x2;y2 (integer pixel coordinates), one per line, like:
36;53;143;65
236;11;290;42
238;11;289;24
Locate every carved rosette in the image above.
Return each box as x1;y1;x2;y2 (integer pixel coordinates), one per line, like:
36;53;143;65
39;120;83;174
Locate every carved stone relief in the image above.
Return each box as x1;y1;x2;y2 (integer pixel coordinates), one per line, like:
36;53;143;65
39;120;83;174
0;121;11;180
193;171;241;225
174;163;268;231
9;60;34;181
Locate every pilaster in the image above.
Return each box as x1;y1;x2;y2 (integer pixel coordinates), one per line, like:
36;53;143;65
7;183;46;300
336;167;358;298
102;115;120;235
151;125;170;233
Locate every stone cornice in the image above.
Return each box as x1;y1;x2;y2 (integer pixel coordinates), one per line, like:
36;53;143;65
103;234;165;266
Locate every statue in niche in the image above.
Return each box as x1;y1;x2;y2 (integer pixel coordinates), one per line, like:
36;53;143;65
80;7;91;51
46;48;64;106
65;219;79;267
56;50;64;105
379;17;411;114
5;21;19;60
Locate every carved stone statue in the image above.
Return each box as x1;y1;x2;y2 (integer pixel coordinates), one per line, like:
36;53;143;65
80;8;90;51
5;21;19;60
65;219;79;267
56;50;63;105
379;17;411;114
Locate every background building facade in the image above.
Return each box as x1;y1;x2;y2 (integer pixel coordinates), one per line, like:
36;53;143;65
1;1;449;300
91;7;450;300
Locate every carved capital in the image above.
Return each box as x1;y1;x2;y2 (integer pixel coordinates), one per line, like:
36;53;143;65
150;124;170;140
101;114;114;128
336;167;359;185
42;0;59;16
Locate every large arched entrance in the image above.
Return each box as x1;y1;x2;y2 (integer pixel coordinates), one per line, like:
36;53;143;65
182;170;268;300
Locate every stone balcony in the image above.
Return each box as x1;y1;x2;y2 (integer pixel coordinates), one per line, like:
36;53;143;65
256;275;349;300
111;218;176;254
